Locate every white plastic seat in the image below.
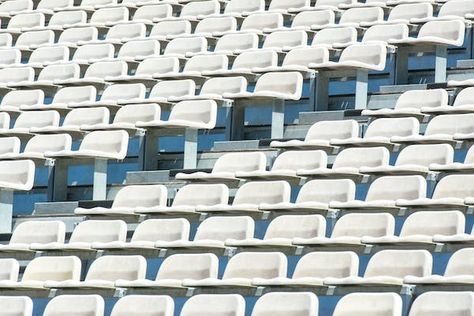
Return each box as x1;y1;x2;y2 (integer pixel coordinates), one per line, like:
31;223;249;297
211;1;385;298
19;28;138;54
216;0;263;18
67;7;129;28
226;12;284;36
407;292;474;316
57;0;117;12
145;20;192;41
362;3;433;26
0;256;81;290
430;145;474;174
0;134;72;162
46;255;146;290
362;211;465;246
297;147;389;179
421;87;474;115
38;11;88;31
69;43;115;65
0;110;60;139
123;78;195;106
324;249;432;286
0;0;33;18
362;89;449;119
311;27;358;49
183;252;287;289
251;292;318;316
0;34;12;48
0;89;44;113
171;16;237;39
267;0;310;14
331;175;426;211
331;117;419;148
44;295;104;316
325;7;384;28
93;218;190;251
21;86;97;112
155;216;254;251
0;67;34;89
8;63;80;91
121;4;173;24
226;214;326;249
24;45;69;67
180;294;245;316
0;160;35;191
267;10;335;33
252;252;358;288
271;119;359;151
14;30;55;50
136;183;229;216
396;174;474;210
362;23;409;45
154;54;228;81
116;253;218;289
0;49;21;68
112;39;160;62
333;293;403;316
0;259;19;281
259;30;308;52
26;0;74;16
111;295;174;316
175;152;266;183
410;0;474;23
361;144;453;176
261;179;356;215
196;181;290;215
81;22;146;45
0;12;45;34
0;137;20;156
50;26;99;48
236;150;327;182
191;33;259;57
31;220;127;252
294;213;395;248
109;57;178;86
0;296;33;316
75;184;167;216
163;36;208;58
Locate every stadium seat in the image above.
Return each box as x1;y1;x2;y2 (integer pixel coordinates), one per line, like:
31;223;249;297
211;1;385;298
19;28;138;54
333;293;403;316
43;295;104;316
171;16;237;38
116;4;173;24
163;37;208;58
0;89;44;114
31;220;127;252
68;43;115;65
330;175;426;212
193;33;259;57
0;0;33;18
408;292;474;316
430;145;474;174
216;0;264;18
180;294;245;316
0;34;13;48
39;11;89;32
253;251;358;288
28;0;74;16
166;0;220;21
226;12;283;35
45;255;146;290
82;22;146;45
324;249;432;287
267;10;335;32
49;26;98;48
196;181;290;216
311;27;358;49
115;253;218;290
325;7;384;28
14;30;55;51
293;213;395;249
0;110;60;140
22;45;70;67
361;3;432;26
0;48;21;68
0;67;34;92
111;39;160;62
44;130;129;200
421;87;474;115
0;296;33;316
0;259;19;281
251;292;318;316
0;12;45;35
410;0;474;23
110;295;174;316
144;20;192;41
74;184;167;217
360;144;454;176
67;7;129;29
0;137;20;156
362;23;409;44
137;183;229;216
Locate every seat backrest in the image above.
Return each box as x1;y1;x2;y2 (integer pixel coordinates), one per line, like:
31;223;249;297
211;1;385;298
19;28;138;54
395;89;448;110
408;292;474;316
444;248;474;277
293;10;335;28
194;216;254;241
138;57;180;76
252;292;318;316
156;253;219;280
312;27;357;46
168;100;217;129
53;86;97;104
8;12;44;29
263;30;307;50
63;107;109;127
268;0;309;11
293;251;359;278
215;33;259;52
38;0;73;10
211;152;266;173
73;43;114;61
49;11;88;27
180;0;219;17
201;76;247;96
283;46;330;66
14;110;60;129
0;296;32;316
271;150;327;171
234;181;291;205
224;0;263;14
0;67;34;84
0;0;32;12
0;48;21;65
90;7;128;24
340;7;384;24
365;117;419;138
86;255;146;281
111;295;174;316
0;34;12;47
364;250;432;278
241;12;283;31
195;16;237;34
264;215;326;239
363;23;409;42
418;20;465;46
131;218;190;243
22;256;81;282
0;258;19;281
254;72;303;100
29;45;69;64
82;0;116;5
24;134;72;154
118;40;159;60
425;113;474;136
339;43;387;71
172;184;229;206
453;87;474;107
151;20;192;37
432;174;474;199
106;23;145;42
78;130;129;159
400;211;464;237
38;63;79;81
396;144;453;166
304;119;359;141
388;3;432;21
181;294;245;316
1;89;44;109
84;61;127;79
0;137;20;155
333;293;403;316
366;175;426;201
232;50;278;69
333;147;390;169
44;295;104;316
223;252;287;279
16;30;54;47
132;4;172;21
331;213;395;238
183;54;228;72
296;179;356;204
0;160;35;191
100;83;146;101
113;104;161;125
111;185;167;208
164;37;207;56
69;220;127;243
438;0;474;18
